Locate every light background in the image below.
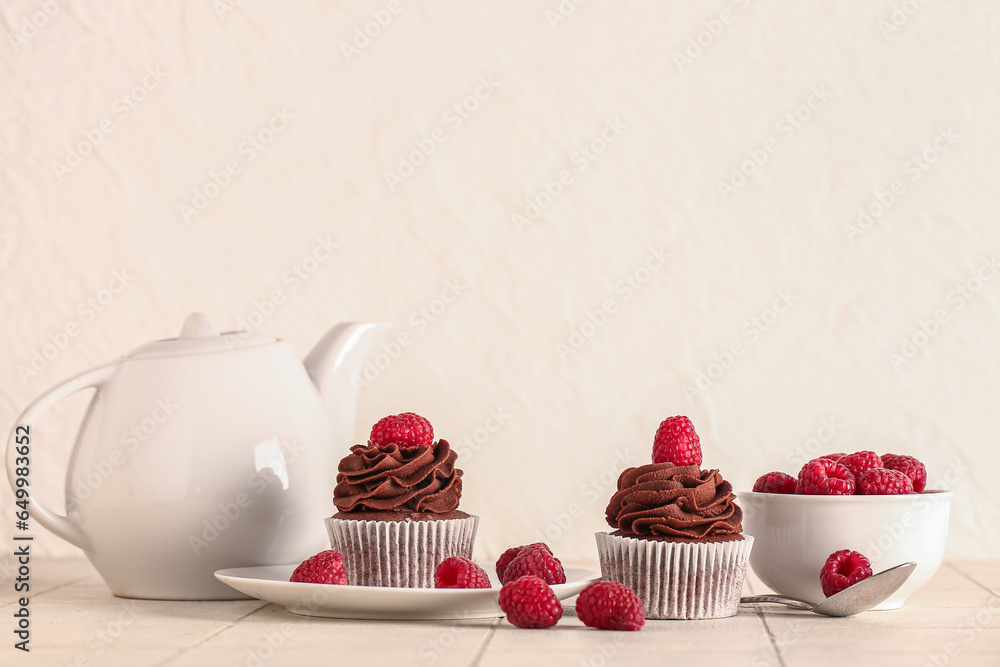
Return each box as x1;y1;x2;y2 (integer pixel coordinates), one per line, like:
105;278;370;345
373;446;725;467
1;1;998;562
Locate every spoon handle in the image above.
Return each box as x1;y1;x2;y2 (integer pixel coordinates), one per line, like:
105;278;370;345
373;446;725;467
740;595;814;611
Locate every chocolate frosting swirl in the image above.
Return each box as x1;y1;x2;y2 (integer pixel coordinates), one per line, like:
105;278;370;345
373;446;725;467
605;463;743;540
333;440;462;514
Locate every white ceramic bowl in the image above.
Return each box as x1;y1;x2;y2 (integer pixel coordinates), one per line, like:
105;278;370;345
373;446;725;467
740;490;952;609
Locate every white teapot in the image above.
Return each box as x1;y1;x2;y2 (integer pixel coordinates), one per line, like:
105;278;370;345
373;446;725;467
6;313;387;599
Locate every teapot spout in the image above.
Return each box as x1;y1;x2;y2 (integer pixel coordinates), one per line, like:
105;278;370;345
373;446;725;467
303;322;390;446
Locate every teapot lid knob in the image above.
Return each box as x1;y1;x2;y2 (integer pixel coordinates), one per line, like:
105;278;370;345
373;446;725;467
125;312;276;359
179;312;219;339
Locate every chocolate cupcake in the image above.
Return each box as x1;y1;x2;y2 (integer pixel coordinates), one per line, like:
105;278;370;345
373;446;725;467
325;414;478;587
595;418;753;619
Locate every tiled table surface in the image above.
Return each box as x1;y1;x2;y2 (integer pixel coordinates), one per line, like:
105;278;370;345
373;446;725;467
1;559;998;666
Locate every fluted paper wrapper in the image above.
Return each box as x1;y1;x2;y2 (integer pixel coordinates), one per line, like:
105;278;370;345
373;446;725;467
326;515;478;588
595;532;753;619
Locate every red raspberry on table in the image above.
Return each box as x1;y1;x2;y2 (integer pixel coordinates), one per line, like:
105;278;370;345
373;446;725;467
498;576;563;629
652;415;702;466
837;451;883;480
796;458;856;495
434;557;491;589
753;471;797;494
882;454;927;493
820;549;873;597
501;544;566;586
496;543;552;582
857;468;914;495
370;412;433;449
289;550;347;585
575;581;645;631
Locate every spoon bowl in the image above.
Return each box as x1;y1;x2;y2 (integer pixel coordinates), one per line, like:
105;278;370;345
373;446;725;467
741;562;917;617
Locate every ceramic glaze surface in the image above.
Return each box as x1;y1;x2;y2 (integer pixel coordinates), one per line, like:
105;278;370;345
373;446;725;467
742;491;952;609
6;314;386;599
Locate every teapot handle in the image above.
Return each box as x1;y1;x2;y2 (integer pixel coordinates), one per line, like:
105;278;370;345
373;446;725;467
6;362;119;550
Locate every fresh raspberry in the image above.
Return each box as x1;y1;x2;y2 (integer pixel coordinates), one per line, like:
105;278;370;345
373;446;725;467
652;415;702;466
837;451;883;481
434;557;491;589
501;544;566;586
496;543;552;582
857;468;914;495
820;549;873;597
498;576;563;629
575;581;645;631
370;412;433;449
796;458;856;495
881;454;928;493
289;550;347;585
752;471;797;494
819;452;847;461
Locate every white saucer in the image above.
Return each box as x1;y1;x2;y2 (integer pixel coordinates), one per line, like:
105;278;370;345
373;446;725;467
214;565;600;620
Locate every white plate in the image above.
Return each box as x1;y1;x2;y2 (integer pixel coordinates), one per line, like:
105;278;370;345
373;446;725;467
214;565;600;620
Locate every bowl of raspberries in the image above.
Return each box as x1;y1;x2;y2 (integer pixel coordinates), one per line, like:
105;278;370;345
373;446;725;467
741;451;952;609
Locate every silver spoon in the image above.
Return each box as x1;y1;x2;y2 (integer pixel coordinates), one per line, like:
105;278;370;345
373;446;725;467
740;562;917;617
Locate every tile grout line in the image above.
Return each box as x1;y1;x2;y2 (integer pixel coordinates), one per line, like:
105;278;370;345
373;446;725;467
945;561;1000;599
0;574;92;610
151;602;273;667
468;617;502;666
754;607;789;667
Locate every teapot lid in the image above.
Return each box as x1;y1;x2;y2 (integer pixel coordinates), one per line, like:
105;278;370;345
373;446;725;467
126;312;276;359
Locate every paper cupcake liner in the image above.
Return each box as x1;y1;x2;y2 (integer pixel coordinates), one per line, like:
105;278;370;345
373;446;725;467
325;515;479;588
595;532;753;619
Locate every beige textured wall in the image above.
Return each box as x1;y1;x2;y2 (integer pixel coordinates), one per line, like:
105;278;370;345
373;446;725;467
1;1;998;562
